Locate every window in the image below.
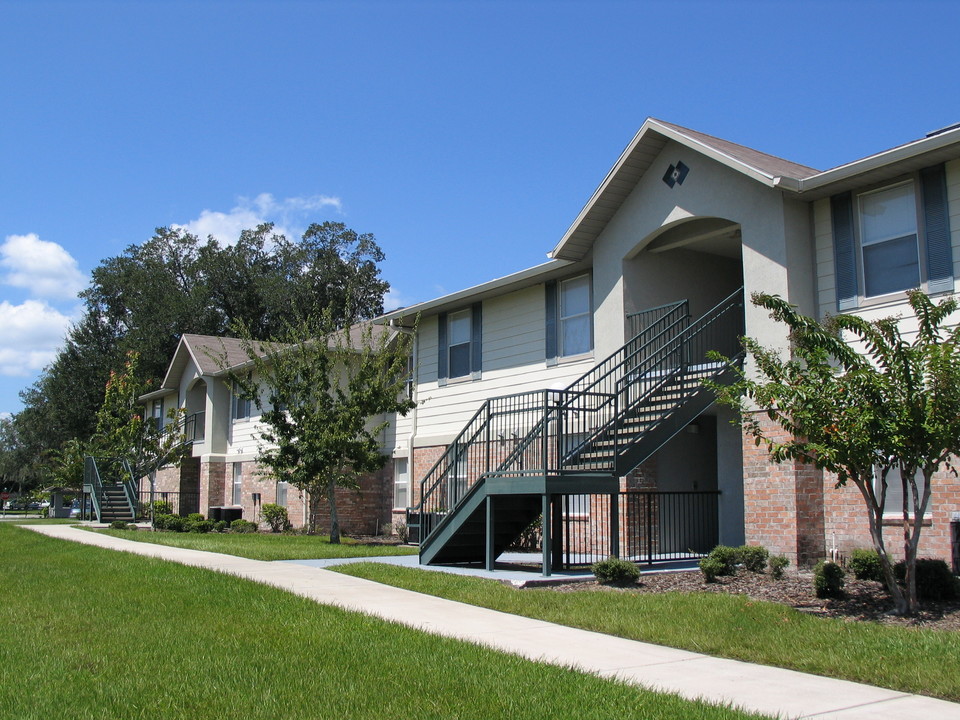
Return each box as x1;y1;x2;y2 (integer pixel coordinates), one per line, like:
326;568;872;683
232;462;243;506
233;379;252;420
875;466;930;518
393;458;409;509
448;310;472;378
859;182;920;298
559;275;592;356
438;303;481;383
832;164;952;309
150;399;164;431
276;481;288;508
546;275;593;363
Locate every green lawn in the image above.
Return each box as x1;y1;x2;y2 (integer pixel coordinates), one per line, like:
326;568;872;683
332;562;960;702
92;526;418;560
0;524;767;720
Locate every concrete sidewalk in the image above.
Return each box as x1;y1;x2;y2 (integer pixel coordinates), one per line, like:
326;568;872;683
25;524;960;720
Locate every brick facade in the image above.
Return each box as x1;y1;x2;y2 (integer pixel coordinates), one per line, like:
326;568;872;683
741;412;825;567
197;459;394;535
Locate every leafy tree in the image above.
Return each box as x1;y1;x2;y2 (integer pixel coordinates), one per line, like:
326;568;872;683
15;221;391;473
712;290;960;614
91;351;187;482
222;314;415;541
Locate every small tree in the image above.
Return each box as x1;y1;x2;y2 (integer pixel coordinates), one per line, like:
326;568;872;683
92;351;187;482
223;313;415;542
712;290;960;615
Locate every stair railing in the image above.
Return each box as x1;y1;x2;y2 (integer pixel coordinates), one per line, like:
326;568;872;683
83;456;104;521
414;288;743;548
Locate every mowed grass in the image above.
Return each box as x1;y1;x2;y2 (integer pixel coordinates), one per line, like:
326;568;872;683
332;563;960;701
93;526;417;560
1;525;771;720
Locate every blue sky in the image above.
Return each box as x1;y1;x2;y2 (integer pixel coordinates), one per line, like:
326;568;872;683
2;0;959;417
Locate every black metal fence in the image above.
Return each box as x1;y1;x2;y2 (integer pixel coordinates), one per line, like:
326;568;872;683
136;490;201;518
559;490;720;569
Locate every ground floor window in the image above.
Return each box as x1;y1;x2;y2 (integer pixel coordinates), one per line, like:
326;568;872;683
232;462;243;506
875;465;930;517
276;480;288;507
394;458;409;509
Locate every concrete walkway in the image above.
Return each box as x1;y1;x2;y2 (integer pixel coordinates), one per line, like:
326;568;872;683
25;524;960;720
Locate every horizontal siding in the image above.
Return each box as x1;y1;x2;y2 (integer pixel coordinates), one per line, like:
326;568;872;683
482;285;544;371
414;358;594;439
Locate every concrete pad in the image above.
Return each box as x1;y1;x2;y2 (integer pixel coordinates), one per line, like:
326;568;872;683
22;524;960;720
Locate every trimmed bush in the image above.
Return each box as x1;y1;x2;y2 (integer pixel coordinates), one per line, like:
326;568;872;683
769;555;789;580
814;560;845;599
213;520;228;533
736;545;769;573
705;545;737;576
848;549;884;582
260;503;292;533
109;520;129;530
186;513;205;523
591;557;640;586
231;519;258;533
699;557;726;583
188;520;214;534
894;558;959;601
165;515;186;532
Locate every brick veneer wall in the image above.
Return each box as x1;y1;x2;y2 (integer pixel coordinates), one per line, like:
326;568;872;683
822;467;960;563
741;412;825;567
199;460;226;514
216;460;394;535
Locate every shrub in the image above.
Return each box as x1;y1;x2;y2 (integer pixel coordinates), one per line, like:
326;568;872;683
894;558;959;601
231;519;258;533
848;549;884;582
260;503;292;533
213;520;228;533
699;556;726;583
152;513;174;530
109;520;130;530
186;513;205;523
705;545;738;576
591;556;640;586
394;521;409;544
126;523;139;531
736;545;769;573
189;520;214;534
814;560;845;598
769;555;789;580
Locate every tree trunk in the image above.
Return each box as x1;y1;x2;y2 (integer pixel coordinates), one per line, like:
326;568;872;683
307;490;324;535
856;476;909;615
327;477;341;544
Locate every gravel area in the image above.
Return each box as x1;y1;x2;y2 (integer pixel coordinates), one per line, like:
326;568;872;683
547;568;960;631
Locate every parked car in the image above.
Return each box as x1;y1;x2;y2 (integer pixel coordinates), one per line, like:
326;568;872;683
69;499;82;518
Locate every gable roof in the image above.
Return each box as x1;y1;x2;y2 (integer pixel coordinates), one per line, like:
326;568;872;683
550;117;960;262
156;325;396;393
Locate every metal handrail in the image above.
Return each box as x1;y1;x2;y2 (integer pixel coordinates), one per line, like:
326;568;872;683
413;288;743;548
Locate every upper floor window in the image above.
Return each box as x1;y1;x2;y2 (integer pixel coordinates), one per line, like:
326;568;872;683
559;275;592;356
233;379;253;421
832;164;952;310
859;182;920;298
546;274;593;364
150;399;164;431
438;303;482;384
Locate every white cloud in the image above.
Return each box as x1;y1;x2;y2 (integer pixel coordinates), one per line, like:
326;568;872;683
383;287;421;312
1;233;86;300
0;299;73;376
173;193;342;245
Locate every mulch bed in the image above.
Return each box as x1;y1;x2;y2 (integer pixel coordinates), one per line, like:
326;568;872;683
546;569;960;631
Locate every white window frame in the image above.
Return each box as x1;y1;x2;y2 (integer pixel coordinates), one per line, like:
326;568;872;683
232;462;243;506
857;180;922;300
559;274;592;357
447;309;473;379
393;458;409;510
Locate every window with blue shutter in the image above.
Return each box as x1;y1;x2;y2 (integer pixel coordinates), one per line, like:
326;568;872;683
438;303;482;383
832;163;953;309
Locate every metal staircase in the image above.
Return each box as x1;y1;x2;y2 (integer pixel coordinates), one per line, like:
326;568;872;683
409;287;744;570
83;456;139;523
